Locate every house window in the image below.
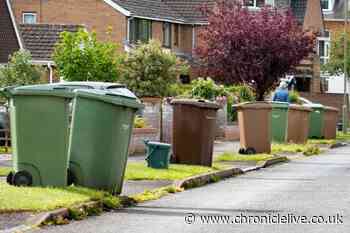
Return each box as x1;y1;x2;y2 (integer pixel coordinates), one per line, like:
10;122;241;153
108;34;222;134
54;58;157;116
317;31;330;64
321;0;333;11
244;0;274;8
22;12;37;24
174;24;179;46
295;76;311;92
163;22;172;48
129;18;152;44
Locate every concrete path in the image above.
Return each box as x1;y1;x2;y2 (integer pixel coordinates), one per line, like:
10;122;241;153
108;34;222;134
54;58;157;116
31;145;350;233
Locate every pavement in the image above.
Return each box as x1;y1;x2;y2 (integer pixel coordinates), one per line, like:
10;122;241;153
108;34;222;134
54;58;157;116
30;145;350;233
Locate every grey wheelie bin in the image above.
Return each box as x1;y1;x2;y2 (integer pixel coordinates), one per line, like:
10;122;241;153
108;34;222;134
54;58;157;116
1;85;73;187
67;89;143;194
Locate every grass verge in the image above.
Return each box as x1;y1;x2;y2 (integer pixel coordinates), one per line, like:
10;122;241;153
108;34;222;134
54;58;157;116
215;152;274;162
336;132;350;141
0;182;120;213
0;166;11;176
125;162;221;181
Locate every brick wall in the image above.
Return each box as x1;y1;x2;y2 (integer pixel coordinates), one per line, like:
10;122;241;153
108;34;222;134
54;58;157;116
11;0;127;44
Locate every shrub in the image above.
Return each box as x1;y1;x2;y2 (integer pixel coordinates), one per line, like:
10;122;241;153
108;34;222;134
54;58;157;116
121;40;188;97
134;116;147;128
54;29;122;82
191;77;227;100
169;83;192;97
0;50;44;87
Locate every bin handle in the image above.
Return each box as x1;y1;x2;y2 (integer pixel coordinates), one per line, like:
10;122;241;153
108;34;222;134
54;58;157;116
53;86;69;90
145;146;158;161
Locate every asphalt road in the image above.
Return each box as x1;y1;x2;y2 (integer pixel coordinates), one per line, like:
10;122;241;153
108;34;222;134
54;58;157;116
33;146;350;233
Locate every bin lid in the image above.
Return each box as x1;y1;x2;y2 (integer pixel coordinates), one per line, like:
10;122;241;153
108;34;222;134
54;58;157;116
75;89;143;110
145;141;171;148
269;101;289;109
288;104;312;112
324;106;339;112
53;81;126;91
234;101;272;110
170;99;220;109
1;84;75;98
303;103;324;110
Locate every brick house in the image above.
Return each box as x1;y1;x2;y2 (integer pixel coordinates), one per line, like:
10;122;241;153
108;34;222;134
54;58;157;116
10;0;324;77
19;24;81;82
318;0;350;94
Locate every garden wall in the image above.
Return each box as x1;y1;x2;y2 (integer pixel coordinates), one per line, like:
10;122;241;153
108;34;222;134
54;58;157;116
129;128;159;155
140;98;229;145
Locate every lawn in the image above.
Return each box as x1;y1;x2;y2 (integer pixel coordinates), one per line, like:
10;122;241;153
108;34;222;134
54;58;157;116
336;132;350;141
0;166;11;176
0;182;118;213
215;152;274;162
124;162;221;181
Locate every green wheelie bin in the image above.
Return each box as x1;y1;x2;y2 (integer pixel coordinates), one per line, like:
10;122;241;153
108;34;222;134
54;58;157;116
68;89;143;194
1;85;73;187
305;103;325;139
270;102;289;142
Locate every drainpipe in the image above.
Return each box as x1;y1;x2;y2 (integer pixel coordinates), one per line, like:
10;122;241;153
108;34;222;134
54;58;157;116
192;25;196;50
48;62;53;83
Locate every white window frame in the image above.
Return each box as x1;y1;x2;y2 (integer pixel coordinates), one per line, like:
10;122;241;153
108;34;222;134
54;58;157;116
22;12;37;24
321;0;333;12
245;0;274;9
317;32;331;65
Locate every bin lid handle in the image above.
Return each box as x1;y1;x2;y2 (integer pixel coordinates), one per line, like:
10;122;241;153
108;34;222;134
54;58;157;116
53;86;69;90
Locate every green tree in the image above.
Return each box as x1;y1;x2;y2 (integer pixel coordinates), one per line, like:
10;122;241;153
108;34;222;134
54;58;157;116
0;50;44;87
323;32;350;76
121;40;188;97
53;29;122;82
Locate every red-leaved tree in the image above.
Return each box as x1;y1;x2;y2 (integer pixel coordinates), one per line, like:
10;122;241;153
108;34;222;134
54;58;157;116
195;1;316;100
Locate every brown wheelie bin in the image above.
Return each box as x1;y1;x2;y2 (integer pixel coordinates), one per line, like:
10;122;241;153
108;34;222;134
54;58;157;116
235;102;272;154
286;104;312;144
323;106;339;139
171;99;220;167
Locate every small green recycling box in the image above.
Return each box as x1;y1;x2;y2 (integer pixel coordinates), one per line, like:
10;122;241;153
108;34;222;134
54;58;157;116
144;140;171;169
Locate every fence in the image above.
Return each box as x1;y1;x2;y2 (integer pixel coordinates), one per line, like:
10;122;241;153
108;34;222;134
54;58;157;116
0;128;11;153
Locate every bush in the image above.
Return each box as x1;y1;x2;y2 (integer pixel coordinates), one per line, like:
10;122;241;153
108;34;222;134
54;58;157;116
191;77;227;100
54;29;122;82
288;91;301;104
168;83;192;97
134;116;147;128
0;50;44;87
121;40;188;97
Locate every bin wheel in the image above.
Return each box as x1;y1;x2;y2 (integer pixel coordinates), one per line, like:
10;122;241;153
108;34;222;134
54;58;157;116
245;148;256;155
6;171;14;185
67;169;76;185
238;148;246;154
13;171;33;187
